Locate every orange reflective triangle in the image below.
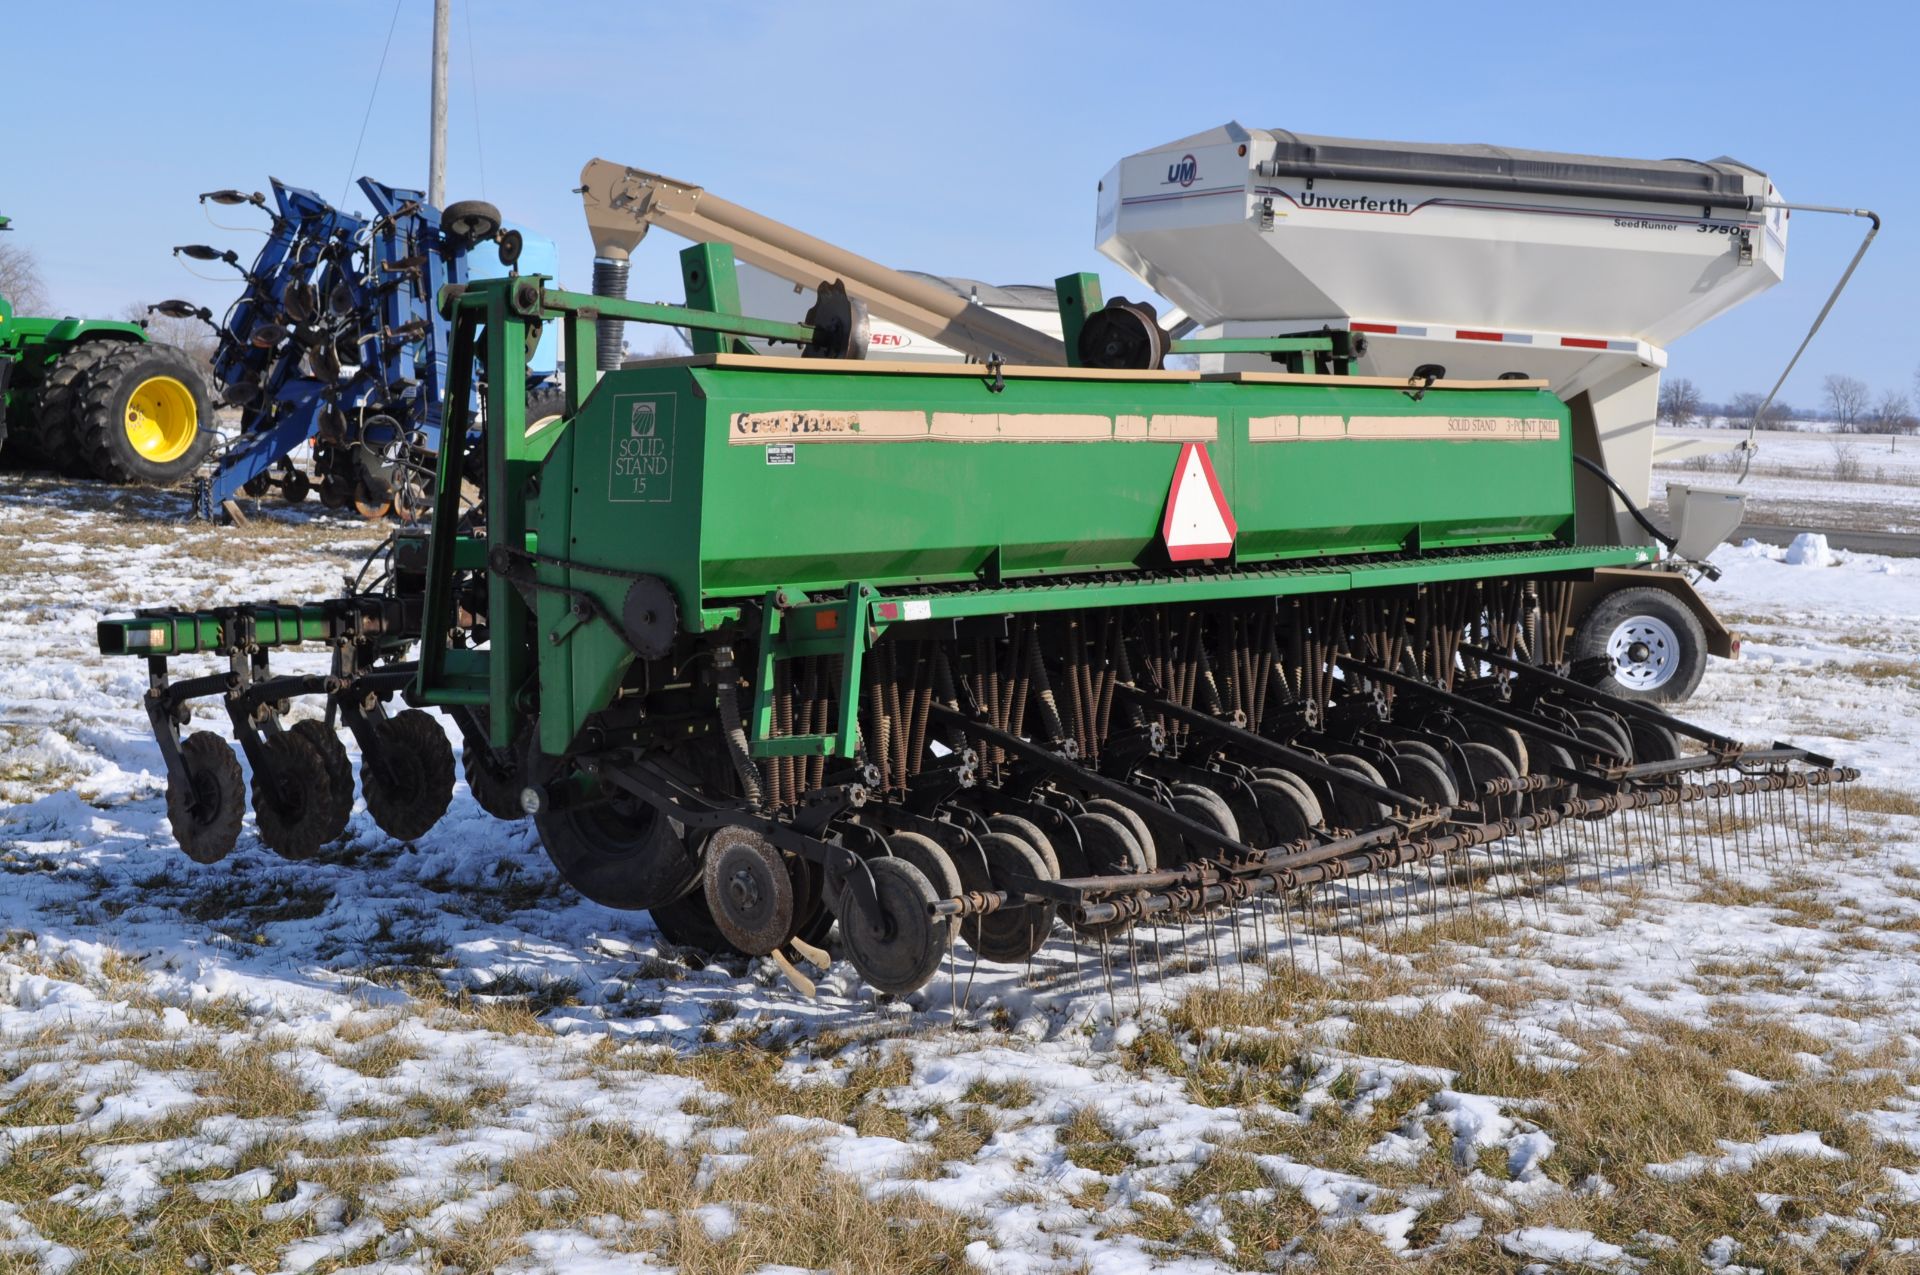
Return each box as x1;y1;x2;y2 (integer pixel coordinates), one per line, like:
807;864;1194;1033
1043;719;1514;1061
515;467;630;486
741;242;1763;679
1160;442;1237;562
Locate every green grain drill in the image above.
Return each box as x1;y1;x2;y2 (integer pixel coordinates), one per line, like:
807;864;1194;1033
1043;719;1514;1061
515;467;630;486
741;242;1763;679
98;245;1853;998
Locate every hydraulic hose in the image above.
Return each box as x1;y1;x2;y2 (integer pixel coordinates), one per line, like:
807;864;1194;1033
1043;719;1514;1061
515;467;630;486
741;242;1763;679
1571;453;1677;552
711;645;765;807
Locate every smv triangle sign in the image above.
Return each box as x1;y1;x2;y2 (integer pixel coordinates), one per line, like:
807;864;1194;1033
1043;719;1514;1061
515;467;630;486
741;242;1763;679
1160;442;1237;562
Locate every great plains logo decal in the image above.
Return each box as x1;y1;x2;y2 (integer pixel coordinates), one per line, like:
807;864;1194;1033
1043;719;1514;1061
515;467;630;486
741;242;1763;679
1163;154;1198;188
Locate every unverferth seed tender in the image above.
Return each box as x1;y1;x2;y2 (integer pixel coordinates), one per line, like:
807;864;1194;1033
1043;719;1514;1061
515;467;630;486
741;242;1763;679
96;172;1855;999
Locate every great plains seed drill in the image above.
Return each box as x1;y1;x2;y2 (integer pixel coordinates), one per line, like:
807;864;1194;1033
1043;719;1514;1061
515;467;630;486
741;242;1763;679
97;158;1854;999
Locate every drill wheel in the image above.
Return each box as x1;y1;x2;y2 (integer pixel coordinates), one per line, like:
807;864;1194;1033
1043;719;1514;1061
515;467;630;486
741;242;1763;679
462;738;527;822
250;729;337;860
702;827;795;957
166;732;244;865
1068;812;1145;942
361;709;455;842
287;719;354;847
962;831;1056;965
649;888;741;955
840;855;948;998
883;833;961;940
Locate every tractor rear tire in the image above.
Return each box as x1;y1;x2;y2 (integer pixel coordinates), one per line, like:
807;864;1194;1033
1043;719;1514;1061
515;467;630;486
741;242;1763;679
70;342;214;485
19;338;126;469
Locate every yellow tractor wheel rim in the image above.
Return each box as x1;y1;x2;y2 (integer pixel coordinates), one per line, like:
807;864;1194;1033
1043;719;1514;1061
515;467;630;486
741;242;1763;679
124;375;198;463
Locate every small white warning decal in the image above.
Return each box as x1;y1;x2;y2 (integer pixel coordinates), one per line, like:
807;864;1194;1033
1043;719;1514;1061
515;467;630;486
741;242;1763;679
1161;442;1237;562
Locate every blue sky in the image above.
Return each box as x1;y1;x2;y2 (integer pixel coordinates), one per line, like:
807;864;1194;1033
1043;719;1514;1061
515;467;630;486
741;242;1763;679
6;0;1914;407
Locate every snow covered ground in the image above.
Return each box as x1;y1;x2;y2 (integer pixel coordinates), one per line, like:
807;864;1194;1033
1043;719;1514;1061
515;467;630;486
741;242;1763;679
3;474;1920;1273
1653;428;1920;536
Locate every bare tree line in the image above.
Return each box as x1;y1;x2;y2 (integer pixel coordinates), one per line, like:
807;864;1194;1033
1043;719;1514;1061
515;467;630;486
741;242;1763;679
0;236;50;314
1660;371;1917;435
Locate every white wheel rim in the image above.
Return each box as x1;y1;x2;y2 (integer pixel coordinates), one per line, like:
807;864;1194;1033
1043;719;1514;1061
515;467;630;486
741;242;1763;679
1605;615;1681;691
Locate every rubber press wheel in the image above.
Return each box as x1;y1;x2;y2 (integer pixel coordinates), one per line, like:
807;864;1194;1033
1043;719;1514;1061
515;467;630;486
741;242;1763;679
535;789;703;911
841;856;949;997
287;719;354;847
70;342;214;485
250;730;336;860
649;886;742;955
463;738;528;822
360;709;456;842
962;832;1057;965
884;832;963;940
166;732;245;864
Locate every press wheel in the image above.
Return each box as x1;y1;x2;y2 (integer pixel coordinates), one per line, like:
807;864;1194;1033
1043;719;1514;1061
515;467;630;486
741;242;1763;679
287;719;354;846
1254;767;1324;828
883;832;962;939
1325;754;1391;830
1628;719;1681;764
962;831;1055;964
1452;741;1520;817
1080;799;1155;872
1387;751;1458;810
1463;721;1530;779
1573;711;1634;765
702;827;794;957
167;732;244;864
250;730;335;860
649;888;740;954
985;814;1061;879
841;856;948;997
361;709;455;842
1169;783;1238;866
1067;812;1144;942
1250;778;1315;849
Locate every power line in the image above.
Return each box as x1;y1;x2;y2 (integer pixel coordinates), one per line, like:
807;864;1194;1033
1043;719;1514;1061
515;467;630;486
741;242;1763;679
463;0;487;200
341;0;408;209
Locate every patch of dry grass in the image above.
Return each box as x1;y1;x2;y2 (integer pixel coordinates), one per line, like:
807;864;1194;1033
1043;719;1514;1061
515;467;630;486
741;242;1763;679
1137;980;1920;1272
433;1124;981;1274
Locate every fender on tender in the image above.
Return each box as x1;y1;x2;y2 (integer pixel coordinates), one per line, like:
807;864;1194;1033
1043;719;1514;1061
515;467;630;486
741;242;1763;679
1570;568;1736;659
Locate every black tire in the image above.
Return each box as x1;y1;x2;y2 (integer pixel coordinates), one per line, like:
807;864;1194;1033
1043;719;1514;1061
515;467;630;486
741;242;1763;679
21;338;127;468
964;832;1055;964
649;887;741;954
1388;752;1458;810
1250;778;1315;847
1571;586;1709;705
1067;812;1144;942
1080;799;1154;872
167;732;245;864
535;789;701;910
361;709;456;842
250;730;336;861
1325;754;1392;830
442;199;503;244
1450;741;1520;818
463;737;527;822
287;719;354;847
1254;767;1325;828
525;382;568;431
841;856;948;997
69;342;215;484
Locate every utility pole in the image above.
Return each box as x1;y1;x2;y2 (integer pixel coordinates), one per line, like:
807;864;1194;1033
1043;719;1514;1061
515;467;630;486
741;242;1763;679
428;0;449;207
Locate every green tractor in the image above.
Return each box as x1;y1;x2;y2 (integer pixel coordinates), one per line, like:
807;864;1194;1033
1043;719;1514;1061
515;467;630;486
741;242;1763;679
0;214;214;485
